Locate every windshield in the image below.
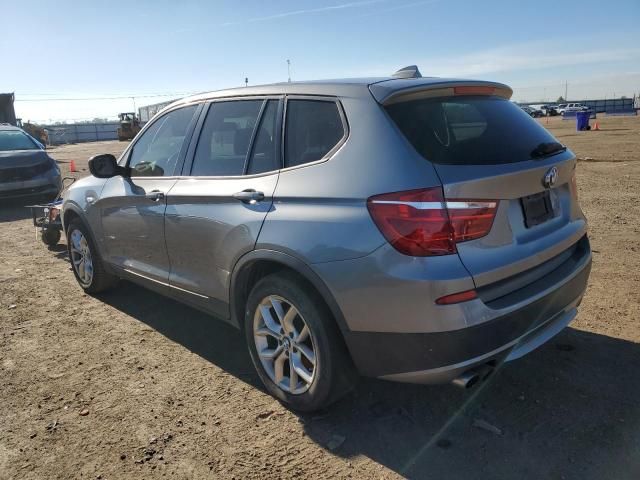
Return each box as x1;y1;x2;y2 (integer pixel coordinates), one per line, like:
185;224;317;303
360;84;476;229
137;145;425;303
385;96;559;165
0;130;40;152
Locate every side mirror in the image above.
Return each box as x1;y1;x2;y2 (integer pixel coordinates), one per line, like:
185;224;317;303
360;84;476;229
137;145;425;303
88;154;124;178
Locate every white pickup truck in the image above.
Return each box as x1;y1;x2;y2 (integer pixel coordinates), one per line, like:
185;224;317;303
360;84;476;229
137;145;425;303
558;103;588;115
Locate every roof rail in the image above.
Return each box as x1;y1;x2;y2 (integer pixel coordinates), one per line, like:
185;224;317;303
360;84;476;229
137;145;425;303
392;65;422;79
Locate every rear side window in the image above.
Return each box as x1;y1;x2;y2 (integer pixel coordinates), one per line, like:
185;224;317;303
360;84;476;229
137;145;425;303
192;100;262;176
285;100;344;168
386;96;558;165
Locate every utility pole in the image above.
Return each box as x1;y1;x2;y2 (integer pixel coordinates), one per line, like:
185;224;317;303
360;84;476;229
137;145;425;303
131;96;136;113
287;59;291;83
245;77;248;87
564;81;568;102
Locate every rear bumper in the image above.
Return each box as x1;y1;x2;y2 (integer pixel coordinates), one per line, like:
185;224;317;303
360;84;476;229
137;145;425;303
341;236;591;382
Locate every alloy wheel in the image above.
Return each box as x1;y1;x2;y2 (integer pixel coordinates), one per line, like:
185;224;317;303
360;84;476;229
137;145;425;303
69;229;93;287
253;295;317;394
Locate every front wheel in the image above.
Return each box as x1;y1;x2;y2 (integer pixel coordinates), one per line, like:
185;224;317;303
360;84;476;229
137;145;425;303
244;272;354;411
66;219;118;293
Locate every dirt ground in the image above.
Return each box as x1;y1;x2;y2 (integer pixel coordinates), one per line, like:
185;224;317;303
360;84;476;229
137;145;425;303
1;116;639;480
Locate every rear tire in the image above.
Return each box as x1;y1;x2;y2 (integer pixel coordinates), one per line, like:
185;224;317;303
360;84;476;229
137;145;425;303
66;219;118;293
244;272;354;411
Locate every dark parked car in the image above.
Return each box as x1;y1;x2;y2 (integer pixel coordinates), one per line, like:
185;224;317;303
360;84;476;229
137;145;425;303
62;67;591;411
520;105;543;118
0;124;61;200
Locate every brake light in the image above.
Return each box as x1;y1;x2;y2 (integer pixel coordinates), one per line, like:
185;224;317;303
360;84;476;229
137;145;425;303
454;86;496;96
367;187;498;257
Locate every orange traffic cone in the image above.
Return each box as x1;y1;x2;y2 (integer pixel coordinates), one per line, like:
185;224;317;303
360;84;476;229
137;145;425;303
593;122;600;131
70;160;77;172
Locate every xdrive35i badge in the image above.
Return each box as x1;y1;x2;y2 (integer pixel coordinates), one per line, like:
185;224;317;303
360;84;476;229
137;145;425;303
543;166;558;188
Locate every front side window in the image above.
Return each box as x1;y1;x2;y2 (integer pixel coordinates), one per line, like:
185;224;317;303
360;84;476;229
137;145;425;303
191;100;263;176
128;105;197;177
284;100;345;168
0;130;40;151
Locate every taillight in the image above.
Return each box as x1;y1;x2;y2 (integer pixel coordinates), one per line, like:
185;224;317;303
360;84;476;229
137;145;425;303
367;187;498;257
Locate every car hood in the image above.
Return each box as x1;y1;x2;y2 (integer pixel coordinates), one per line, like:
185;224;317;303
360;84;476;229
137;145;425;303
0;150;52;170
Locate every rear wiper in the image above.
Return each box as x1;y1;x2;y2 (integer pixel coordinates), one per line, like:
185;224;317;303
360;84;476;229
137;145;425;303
530;142;566;159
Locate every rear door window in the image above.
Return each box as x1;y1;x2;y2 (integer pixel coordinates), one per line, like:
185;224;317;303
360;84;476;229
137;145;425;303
284;99;345;168
191;100;262;176
386;96;559;165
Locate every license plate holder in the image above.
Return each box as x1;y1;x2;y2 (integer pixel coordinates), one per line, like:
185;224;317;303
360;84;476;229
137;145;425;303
521;190;554;227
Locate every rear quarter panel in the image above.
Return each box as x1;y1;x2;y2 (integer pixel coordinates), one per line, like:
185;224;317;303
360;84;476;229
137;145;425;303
257;94;443;264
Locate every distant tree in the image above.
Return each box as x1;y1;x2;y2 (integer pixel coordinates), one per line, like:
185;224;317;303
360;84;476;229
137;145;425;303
556;96;565;103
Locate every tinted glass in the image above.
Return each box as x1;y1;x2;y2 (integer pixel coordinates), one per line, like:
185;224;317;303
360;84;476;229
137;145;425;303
0;130;39;151
191;100;262;176
285;100;344;168
386;96;558;165
247;100;280;175
129;105;197;177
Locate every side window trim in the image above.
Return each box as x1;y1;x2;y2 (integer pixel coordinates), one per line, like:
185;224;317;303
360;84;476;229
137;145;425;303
282;95;349;172
244;98;284;175
121;102;203;177
242;100;268;174
180;101;211;176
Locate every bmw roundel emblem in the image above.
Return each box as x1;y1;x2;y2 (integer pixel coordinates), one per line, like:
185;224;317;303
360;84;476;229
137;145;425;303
543;166;558;188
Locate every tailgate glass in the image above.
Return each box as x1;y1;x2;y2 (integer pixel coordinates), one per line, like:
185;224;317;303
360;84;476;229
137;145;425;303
386;96;560;165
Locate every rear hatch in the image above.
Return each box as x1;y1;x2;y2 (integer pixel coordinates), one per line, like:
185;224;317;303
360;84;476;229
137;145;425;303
374;80;587;290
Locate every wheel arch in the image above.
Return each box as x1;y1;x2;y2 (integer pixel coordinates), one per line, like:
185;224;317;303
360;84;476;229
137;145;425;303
62;203;86;233
62;204;109;262
229;250;351;338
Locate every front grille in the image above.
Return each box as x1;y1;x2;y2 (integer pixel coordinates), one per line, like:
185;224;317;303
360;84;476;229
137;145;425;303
0;184;56;198
0;162;52;182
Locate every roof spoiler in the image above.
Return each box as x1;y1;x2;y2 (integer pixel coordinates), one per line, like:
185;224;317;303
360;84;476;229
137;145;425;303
392;65;422;79
371;81;513;105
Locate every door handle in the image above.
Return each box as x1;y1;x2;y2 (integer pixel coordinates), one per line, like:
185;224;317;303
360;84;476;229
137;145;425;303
232;189;265;204
145;190;165;202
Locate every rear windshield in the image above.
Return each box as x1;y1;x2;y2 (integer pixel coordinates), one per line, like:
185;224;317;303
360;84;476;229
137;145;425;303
0;130;39;152
386;96;558;165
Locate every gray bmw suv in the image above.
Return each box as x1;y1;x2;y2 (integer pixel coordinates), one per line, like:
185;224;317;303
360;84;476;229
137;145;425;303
62;67;591;410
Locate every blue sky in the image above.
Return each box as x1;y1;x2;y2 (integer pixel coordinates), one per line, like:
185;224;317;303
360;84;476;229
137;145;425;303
2;0;639;122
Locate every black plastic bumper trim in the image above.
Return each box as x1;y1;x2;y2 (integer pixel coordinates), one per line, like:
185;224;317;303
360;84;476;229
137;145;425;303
343;245;591;378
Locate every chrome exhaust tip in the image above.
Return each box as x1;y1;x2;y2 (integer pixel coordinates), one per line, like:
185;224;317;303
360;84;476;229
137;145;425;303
452;370;481;389
452;365;494;389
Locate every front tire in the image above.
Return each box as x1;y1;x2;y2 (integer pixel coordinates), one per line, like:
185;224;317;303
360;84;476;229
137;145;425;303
244;272;354;411
66;219;118;293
